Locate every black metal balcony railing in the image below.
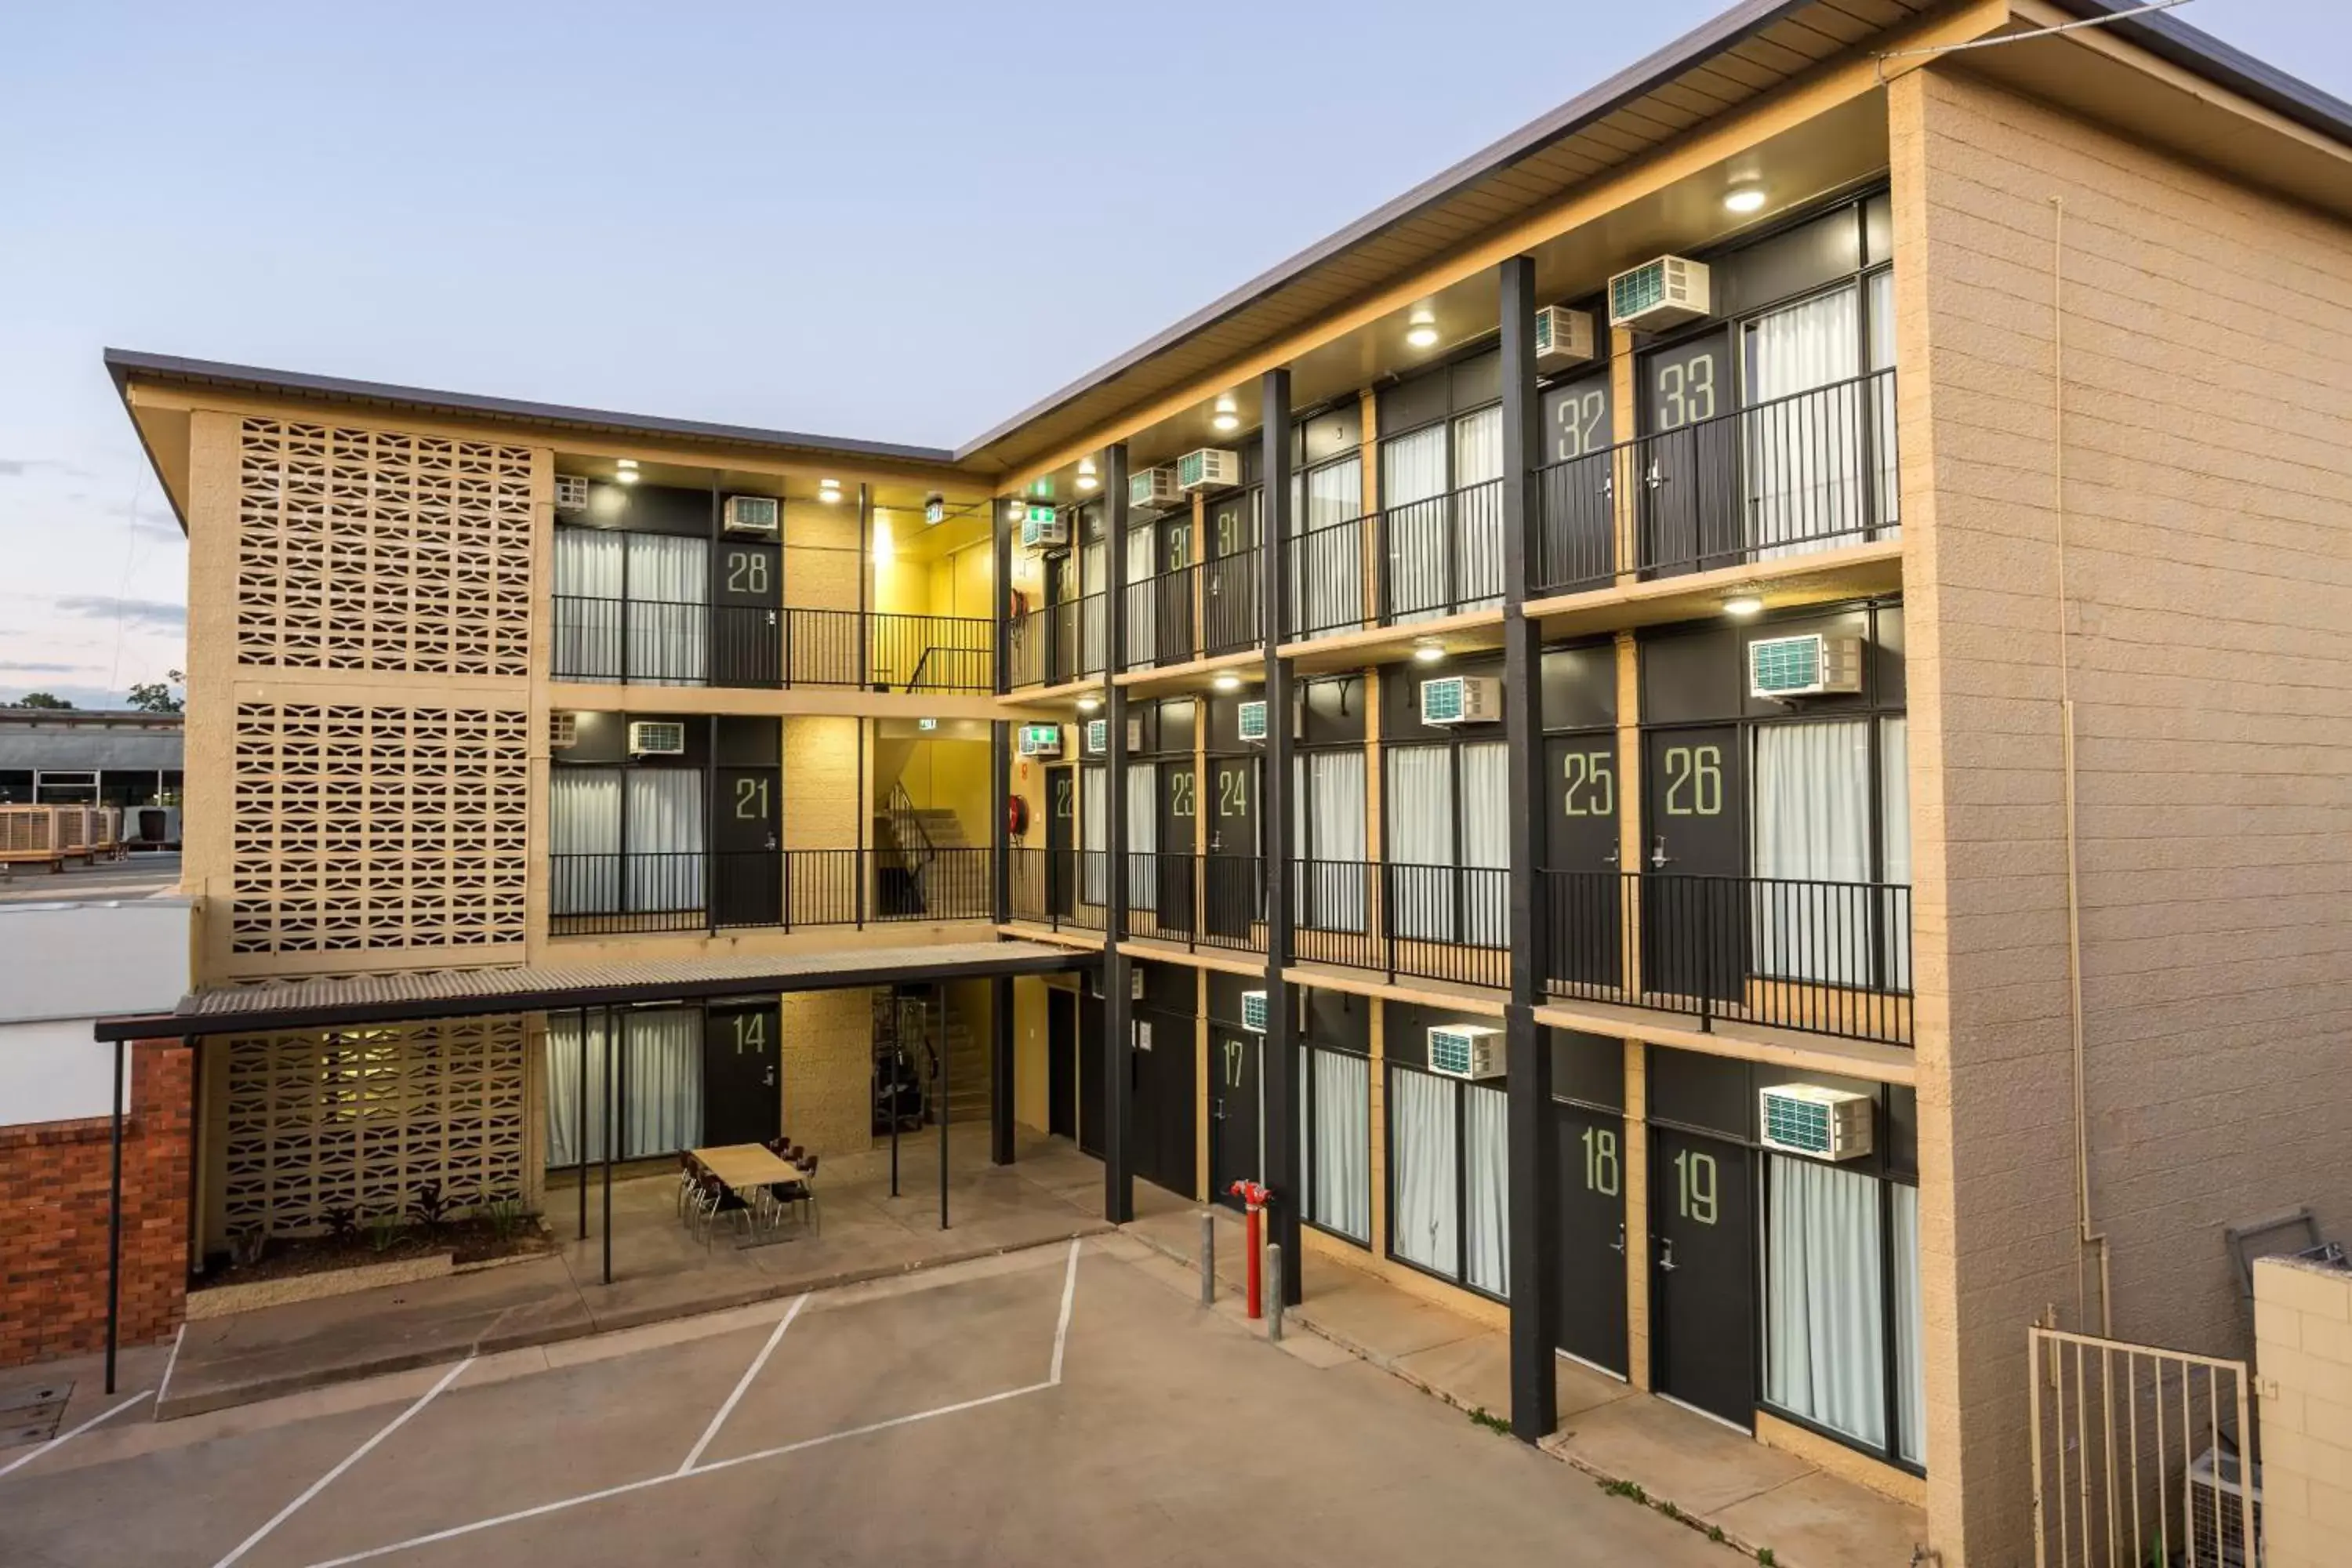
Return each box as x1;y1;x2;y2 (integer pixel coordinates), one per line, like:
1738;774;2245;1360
1003;593;1107;690
1283;478;1507;641
548;847;993;936
1535;369;1899;596
1121;568;1196;673
1544;869;1913;1044
1005;849;1267;952
1289;858;1511;990
551;599;993;694
1203;548;1262;656
1005;847;1108;935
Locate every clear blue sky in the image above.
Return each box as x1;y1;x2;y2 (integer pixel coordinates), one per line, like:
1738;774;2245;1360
0;0;2339;708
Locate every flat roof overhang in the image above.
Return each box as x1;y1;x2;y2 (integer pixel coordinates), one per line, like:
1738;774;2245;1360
93;939;1092;1042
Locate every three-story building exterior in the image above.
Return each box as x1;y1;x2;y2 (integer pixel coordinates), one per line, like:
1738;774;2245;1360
54;2;2352;1562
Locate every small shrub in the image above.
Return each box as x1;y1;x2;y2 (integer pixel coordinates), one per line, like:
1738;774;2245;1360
1465;1405;1512;1436
483;1195;526;1241
1602;1479;1648;1504
365;1212;405;1254
408;1181;452;1231
1710;1526;1726;1543
229;1225;267;1268
1758;1551;1776;1567
1659;1501;1681;1522
320;1206;358;1244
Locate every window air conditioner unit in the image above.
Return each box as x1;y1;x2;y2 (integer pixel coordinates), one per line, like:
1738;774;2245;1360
1084;718;1109;755
1177;448;1241;494
626;720;687;757
1236;699;1267;744
1420;674;1502;726
1748;633;1864;699
1240;989;1269;1033
1131;466;1182;511
1607;256;1711;332
1759;1084;1874;1162
1016;722;1063;759
1019;505;1068;551
554;474;591;514
1534;305;1597;371
1428;1024;1505;1080
722;495;780;537
549;712;579;750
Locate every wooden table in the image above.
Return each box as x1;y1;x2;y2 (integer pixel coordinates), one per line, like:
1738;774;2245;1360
691;1144;806;1192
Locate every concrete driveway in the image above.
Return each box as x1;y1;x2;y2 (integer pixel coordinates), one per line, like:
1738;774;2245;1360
2;1236;1734;1568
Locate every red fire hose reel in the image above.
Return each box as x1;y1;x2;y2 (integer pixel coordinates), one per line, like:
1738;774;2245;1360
1228;1179;1274;1319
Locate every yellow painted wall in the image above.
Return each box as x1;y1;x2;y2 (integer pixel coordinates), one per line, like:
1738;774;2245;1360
895;735;994;846
1013;975;1052;1132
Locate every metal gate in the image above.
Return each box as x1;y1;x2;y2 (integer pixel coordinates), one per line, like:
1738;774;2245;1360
2028;1323;2259;1566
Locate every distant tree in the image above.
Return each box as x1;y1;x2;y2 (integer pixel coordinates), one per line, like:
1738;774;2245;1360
13;691;72;710
125;670;184;714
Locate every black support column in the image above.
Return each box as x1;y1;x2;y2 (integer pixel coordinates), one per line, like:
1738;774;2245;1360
1499;253;1559;1442
1102;444;1135;1225
1260;368;1304;1306
989;974;1015;1166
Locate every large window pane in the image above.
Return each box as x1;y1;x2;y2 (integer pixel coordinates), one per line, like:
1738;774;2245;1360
1295;750;1366;933
624;535;709;686
554;528;624;678
1294;457;1365;637
1126;761;1157;911
624;769;705;914
1461;742;1510;949
1302;1046;1371;1244
1882;716;1912;991
1464;1082;1510;1298
1386;746;1454;942
1763;1153;1887;1449
1452;407;1505;610
1744;285;1862;558
1893;1181;1926;1465
550;769;621;914
1384;426;1448;622
1081;762;1106;907
1752;720;1871;985
1389;1068;1458;1276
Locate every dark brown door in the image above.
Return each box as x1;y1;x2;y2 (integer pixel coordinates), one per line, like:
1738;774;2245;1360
1544;732;1621;991
702;1003;781;1148
1205;756;1258;939
711;767;779;928
1650;1126;1755;1429
711;541;782;688
1639;332;1738;578
1555;1100;1628;1376
1046;765;1076;918
1642;726;1745;1004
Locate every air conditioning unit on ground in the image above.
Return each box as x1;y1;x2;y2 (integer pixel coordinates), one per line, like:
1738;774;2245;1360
1534;305;1597;370
1131;466;1182;511
1019;506;1068;551
554;474;591;513
1759;1084;1874;1161
1084;718;1109;755
1428;1024;1505;1080
626;720;687;757
1240;989;1269;1033
1016;723;1063;759
1420;674;1503;725
1607;256;1711;332
1236;699;1267;744
1177;448;1241;493
549;712;579;750
722;495;780;537
2187;1441;2260;1568
1748;633;1864;699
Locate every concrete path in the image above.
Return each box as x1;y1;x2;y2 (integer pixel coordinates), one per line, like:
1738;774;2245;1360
154;1127;1111;1417
1123;1203;1928;1568
2;1238;1733;1568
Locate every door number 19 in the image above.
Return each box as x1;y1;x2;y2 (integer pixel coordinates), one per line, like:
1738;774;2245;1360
1671;1149;1719;1225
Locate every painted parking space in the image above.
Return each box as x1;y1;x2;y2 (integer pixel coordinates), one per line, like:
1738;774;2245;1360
1;1239;1730;1568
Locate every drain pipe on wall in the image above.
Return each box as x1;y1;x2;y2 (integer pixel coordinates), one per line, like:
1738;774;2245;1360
2051;195;2114;1338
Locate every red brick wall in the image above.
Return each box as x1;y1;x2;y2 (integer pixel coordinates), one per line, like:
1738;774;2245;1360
0;1039;191;1368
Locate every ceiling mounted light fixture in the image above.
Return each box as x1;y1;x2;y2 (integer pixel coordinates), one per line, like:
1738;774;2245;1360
1076;457;1098;492
1412;640;1446;664
1722;594;1764;618
1724;186;1768;215
1212;673;1242;692
615;458;638;470
818;477;843;505
615;466;640;485
1076;695;1102;713
1211;394;1240;434
1405;309;1439;350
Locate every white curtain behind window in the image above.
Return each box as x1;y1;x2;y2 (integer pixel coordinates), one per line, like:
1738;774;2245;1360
1294;457;1365;637
1765;1154;1887;1448
554;528;624;678
1386;746;1454;941
546;1012;611;1167
1127;760;1157;912
1893;1181;1926;1464
1464;1082;1510;1297
1383;426;1450;622
1391;1068;1458;1276
1753;720;1871;985
1294;750;1366;932
626;768;706;915
624;535;710;685
1452;408;1505;611
550;768;621;915
1081;763;1106;907
1869;270;1900;539
1746;287;1861;559
1302;1047;1371;1243
1082;528;1108;674
1461;742;1509;949
622;1008;702;1159
1123;524;1155;668
1882;717;1912;992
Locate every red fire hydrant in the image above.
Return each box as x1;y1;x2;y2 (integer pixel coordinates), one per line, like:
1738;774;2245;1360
1228;1179;1272;1319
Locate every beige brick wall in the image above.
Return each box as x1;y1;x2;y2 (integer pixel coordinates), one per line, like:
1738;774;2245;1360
2256;1255;2352;1568
782;987;873;1156
1895;66;2352;1565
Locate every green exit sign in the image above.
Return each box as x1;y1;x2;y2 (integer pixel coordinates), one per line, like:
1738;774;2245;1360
1025;505;1057;525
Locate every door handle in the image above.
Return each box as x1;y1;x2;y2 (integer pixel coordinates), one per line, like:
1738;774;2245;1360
763;1067;777;1088
1650;835;1672;869
1602;844;1620;869
1657;1237;1678;1273
1645;459;1667;491
1611;1223;1626;1256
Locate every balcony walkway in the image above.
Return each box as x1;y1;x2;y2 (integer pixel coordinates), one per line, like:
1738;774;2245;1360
1120;1200;1926;1568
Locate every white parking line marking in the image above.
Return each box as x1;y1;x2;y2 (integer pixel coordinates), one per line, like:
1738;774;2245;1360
299;1249;1091;1568
1051;1238;1080;1385
677;1292;807;1475
157;1323;188;1410
0;1388;151;1481
212;1356;473;1568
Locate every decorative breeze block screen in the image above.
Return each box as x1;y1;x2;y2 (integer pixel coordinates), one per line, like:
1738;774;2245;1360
221;1018;529;1235
237;418;533;675
231;703;529;956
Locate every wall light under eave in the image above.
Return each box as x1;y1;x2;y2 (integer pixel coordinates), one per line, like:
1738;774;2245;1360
1724;186;1767;215
1211;394;1240;434
1405;309;1439;350
1211;673;1242;692
819;478;844;505
1076;695;1102;713
1077;457;1098;492
1722;594;1764;618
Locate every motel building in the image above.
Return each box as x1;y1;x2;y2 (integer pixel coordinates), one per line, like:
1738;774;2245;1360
12;2;2352;1563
